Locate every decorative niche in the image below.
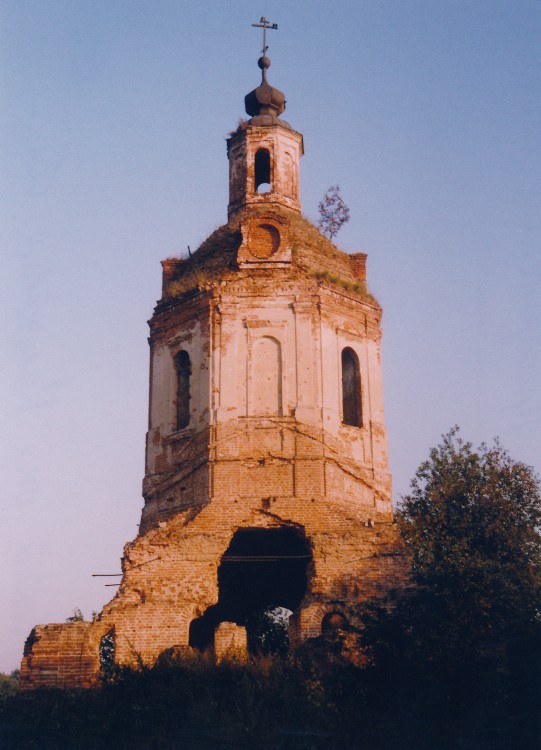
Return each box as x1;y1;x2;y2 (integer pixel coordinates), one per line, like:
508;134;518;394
237;213;291;266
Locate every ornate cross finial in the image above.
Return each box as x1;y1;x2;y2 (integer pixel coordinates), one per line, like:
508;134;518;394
252;16;278;56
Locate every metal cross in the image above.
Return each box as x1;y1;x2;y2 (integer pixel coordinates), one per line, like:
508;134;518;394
252;16;278;55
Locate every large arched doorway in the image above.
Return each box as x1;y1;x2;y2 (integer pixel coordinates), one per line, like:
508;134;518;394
189;526;311;654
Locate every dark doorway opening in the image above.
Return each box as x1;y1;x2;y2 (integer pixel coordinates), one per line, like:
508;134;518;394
246;606;292;656
189;526;311;654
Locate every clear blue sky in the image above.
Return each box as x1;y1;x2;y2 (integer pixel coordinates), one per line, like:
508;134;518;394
1;0;540;673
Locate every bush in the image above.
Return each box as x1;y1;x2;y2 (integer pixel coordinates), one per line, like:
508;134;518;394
0;655;370;749
357;428;541;749
0;671;19;708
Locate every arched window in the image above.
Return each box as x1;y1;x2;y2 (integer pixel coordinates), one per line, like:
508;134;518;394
254;148;271;193
175;350;191;430
341;347;362;427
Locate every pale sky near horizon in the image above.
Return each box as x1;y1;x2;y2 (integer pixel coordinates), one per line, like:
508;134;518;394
1;0;540;672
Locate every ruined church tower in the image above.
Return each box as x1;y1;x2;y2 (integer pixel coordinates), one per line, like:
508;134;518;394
20;40;408;689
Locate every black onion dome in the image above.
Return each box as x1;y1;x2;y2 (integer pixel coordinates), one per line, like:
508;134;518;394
244;54;286;122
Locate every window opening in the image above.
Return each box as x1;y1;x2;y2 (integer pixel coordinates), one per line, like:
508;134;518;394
255;148;271;193
342;347;362;427
175;350;191;430
99;629;115;680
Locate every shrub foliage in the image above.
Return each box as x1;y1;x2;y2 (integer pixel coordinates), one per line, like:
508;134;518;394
358;428;541;748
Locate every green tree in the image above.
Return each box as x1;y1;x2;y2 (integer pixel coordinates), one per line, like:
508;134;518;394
359;429;541;747
397;427;541;654
0;671;20;707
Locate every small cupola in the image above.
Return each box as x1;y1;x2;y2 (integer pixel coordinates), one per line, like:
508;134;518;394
244;55;286;126
226;19;304;219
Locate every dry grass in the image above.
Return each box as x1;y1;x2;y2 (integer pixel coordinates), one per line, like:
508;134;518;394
165;270;213;299
309;270;378;304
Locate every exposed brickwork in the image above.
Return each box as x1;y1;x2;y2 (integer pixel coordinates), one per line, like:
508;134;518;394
20;623;101;689
20;80;409;691
214;623;248;661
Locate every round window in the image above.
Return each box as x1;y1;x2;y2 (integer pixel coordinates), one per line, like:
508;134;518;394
251;223;281;259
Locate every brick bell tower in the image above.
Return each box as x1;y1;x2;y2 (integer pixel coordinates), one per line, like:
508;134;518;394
20;35;408;689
